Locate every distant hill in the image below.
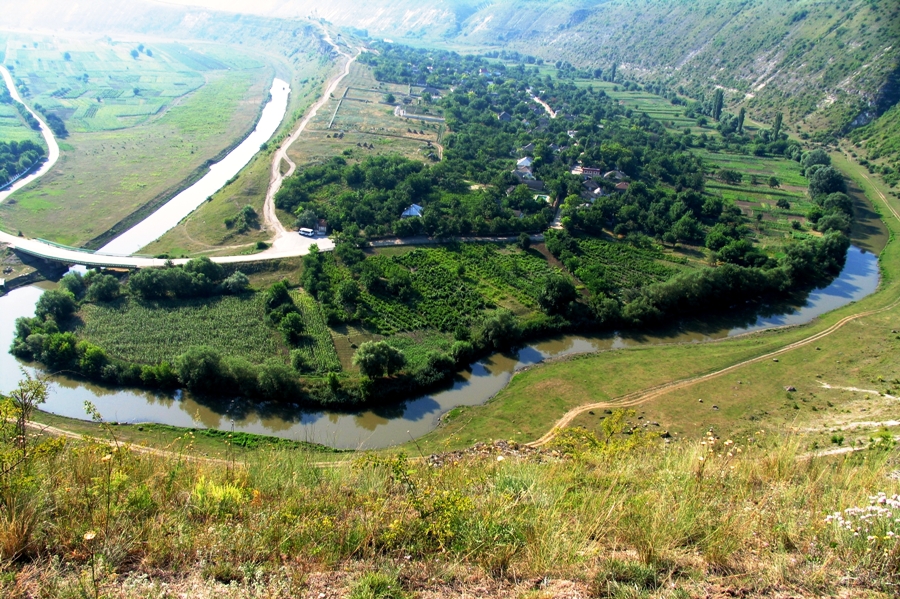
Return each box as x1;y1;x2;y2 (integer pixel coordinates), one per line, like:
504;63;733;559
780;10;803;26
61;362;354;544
446;0;899;136
2;0;898;136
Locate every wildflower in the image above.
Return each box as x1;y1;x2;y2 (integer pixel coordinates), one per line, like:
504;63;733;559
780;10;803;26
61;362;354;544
698;456;705;462
496;455;505;462
101;454;112;462
84;531;96;542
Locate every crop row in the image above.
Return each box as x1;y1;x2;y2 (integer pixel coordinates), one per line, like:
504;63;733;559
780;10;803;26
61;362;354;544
576;238;678;288
291;291;343;374
78;295;282;365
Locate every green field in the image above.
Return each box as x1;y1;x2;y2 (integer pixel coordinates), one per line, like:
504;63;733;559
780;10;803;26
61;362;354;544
78;294;285;365
76;285;341;374
0;101;44;146
0;33;276;246
143;51;339;257
284;62;443;189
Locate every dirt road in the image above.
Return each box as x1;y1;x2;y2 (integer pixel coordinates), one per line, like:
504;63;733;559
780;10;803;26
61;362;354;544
257;25;359;256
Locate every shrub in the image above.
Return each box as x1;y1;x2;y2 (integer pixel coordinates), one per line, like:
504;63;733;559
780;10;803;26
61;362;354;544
349;572;407;599
34;289;76;321
85;274;121;302
353;341;407;378
174;346;223;393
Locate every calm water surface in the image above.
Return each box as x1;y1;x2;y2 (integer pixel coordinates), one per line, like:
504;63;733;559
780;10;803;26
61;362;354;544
98;78;291;256
0;246;880;449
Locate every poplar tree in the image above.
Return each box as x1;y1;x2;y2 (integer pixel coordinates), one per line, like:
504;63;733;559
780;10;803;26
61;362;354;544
712;89;724;121
737;107;746;133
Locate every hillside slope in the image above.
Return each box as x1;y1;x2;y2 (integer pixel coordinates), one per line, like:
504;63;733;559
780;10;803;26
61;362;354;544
4;0;897;134
449;0;900;134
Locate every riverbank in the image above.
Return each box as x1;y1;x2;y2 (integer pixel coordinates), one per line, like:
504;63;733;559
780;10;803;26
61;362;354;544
405;150;900;454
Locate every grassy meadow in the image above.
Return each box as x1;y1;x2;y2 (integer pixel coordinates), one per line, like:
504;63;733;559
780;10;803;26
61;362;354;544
4;390;899;597
144;51;336;258
0;34;275;247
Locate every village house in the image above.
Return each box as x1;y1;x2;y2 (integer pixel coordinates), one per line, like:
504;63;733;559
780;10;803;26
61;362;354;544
498;111;512;122
401;204;424;218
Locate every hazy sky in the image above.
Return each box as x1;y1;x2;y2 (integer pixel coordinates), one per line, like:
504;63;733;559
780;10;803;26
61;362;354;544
157;0;312;17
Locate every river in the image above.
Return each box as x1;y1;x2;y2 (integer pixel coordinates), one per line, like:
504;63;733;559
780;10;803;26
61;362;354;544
98;79;291;257
0;66;61;203
0;245;880;449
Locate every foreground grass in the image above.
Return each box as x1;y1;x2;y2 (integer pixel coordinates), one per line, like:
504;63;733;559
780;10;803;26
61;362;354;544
2;418;897;597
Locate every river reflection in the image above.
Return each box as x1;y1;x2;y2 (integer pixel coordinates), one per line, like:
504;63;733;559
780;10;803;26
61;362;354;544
0;246;881;449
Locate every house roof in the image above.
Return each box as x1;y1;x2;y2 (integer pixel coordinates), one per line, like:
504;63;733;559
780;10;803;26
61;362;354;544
517;156;533;168
615;182;630;191
401;204;424;218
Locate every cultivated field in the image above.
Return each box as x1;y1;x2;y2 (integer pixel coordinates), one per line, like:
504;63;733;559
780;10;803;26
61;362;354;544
285;62;443;176
407;154;900;455
0;34;275;247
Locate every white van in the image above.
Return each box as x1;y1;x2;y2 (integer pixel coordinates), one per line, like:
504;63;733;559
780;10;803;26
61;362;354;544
299;228;315;237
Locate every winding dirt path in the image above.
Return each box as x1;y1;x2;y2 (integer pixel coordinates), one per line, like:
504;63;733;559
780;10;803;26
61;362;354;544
26;421;230;466
526;297;900;447
532;94;557;119
259;25;360;246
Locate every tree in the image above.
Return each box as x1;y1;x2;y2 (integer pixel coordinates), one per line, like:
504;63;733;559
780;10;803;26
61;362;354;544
63;52;71;61
221;271;250;294
59;272;85;298
517;232;531;251
294;209;318;230
279;312;305;345
479;309;521;350
35;289;76;321
712;89;724;121
772;112;783;139
823;192;853;216
768;176;780;188
384;93;396;104
609;62;617;82
817;213;851;234
538;274;577;314
737;107;746;134
776;198;791;209
9;373;48;458
174;346;222;392
809;166;846;198
352;341;406;378
130;49;139;59
800;149;830;174
718;169;742;185
85;274;120;302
